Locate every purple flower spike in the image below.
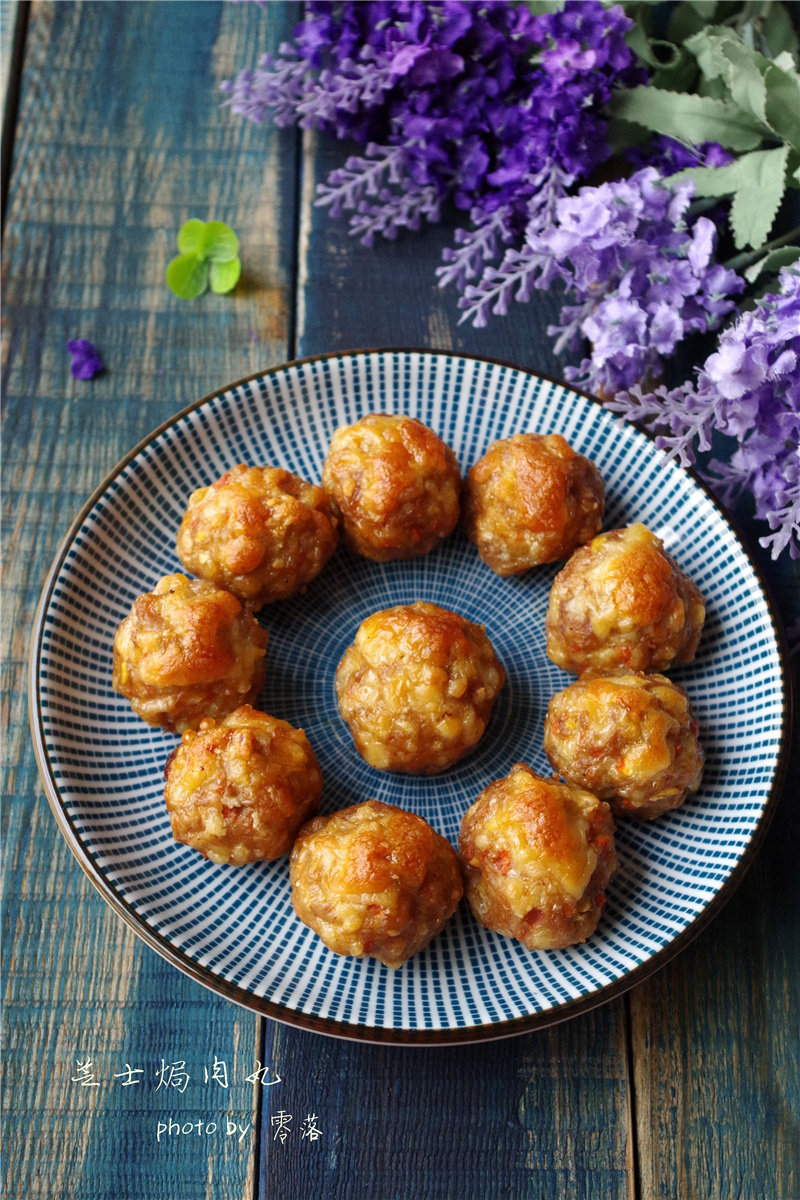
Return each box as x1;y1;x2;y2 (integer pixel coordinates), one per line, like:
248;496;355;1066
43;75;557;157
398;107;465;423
223;0;642;248
67;338;104;380
611;268;800;560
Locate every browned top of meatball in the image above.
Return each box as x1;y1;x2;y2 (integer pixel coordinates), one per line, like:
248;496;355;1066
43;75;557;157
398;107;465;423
303;801;439;894
462;764;608;901
321;413;461;560
114;573;265;688
164;704;322;865
545;524;705;673
463;433;604;573
176;464;339;607
459;763;617;950
544;670;704;819
335;602;505;773
290;799;463;967
112;573;268;732
353;601;493;667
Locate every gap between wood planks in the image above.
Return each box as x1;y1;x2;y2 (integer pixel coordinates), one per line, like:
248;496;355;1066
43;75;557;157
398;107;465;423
624;991;642;1200
1;0;30;236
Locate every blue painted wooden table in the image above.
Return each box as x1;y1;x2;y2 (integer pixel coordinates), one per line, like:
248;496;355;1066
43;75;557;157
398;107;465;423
2;4;798;1198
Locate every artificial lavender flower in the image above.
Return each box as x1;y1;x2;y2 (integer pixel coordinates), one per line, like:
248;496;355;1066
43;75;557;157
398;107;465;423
611;268;800;559
67;339;104;380
534;168;743;394
460;166;743;357
451;161;571;321
223;1;642;246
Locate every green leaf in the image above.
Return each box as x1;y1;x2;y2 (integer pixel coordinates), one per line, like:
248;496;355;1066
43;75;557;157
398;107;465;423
166;252;209;299
625;22;659;68
650;44;699;93
772;50;798;73
209;257;241;295
696;74;729;100
199;221;240;263
744;245;800;283
718;39;769;123
670;160;744;197
177;219;206;254
521;1;564;13
684;25;739;84
667;3;711;45
764;63;800;150
729;146;790;250
760;4;800;61
685;0;719;15
608;86;765;150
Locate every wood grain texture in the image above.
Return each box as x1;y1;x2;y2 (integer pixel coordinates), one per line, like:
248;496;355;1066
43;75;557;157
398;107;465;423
1;0;26;223
2;4;301;1198
257;1004;634;1200
3;3;798;1200
630;714;800;1200
295;133;568;378
1;1;22;131
628;493;800;1200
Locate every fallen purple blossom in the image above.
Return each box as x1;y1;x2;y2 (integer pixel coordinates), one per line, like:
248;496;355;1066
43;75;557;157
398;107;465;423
67;339;104;380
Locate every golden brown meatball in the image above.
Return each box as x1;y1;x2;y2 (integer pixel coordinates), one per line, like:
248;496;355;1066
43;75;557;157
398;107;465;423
545;524;705;674
335;602;505;774
544;671;704;820
163;705;322;865
176;464;339;608
321;413;461;561
458;763;617;950
463;433;604;574
112;573;268;733
290;799;463;968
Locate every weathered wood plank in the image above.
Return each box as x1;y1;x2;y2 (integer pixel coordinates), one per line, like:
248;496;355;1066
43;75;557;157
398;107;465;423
295;134;567;379
629;480;800;1200
1;1;22;131
2;3;301;1198
1;0;26;222
258;1004;634;1200
630;702;800;1200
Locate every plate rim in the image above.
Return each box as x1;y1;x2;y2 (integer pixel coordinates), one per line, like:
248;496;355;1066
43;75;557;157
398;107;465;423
27;346;794;1045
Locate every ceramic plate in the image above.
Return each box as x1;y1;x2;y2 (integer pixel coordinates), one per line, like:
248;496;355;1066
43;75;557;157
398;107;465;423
30;350;790;1044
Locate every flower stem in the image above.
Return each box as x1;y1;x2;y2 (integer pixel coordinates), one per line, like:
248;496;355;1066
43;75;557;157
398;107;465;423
725;225;800;273
687;196;723;219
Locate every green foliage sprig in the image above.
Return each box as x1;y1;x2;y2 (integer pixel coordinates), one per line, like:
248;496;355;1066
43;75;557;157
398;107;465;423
609;3;800;271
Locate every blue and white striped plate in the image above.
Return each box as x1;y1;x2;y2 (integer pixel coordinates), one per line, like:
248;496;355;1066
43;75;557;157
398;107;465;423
30;350;790;1043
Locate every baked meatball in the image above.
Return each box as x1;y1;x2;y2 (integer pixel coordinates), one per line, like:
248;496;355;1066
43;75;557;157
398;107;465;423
176;464;339;608
463;433;604;574
544;671;704;820
112;573;268;733
321;413;461;561
163;705;322;865
335;602;505;773
290;799;463;967
545;524;705;674
458;763;617;950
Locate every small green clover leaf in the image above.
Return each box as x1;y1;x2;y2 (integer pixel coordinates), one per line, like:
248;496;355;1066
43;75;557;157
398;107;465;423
165;252;209;299
209;258;242;294
166;219;241;298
